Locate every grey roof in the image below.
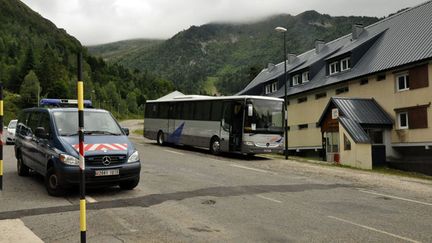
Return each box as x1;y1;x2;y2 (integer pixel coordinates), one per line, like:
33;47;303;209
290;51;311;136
240;1;432;97
318;97;393;143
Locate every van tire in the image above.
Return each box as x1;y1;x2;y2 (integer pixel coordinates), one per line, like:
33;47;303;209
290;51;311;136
157;131;165;145
210;137;221;155
17;154;30;176
45;167;65;197
119;178;139;190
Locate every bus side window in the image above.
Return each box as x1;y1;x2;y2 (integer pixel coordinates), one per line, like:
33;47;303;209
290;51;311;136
211;101;222;121
175;103;183;120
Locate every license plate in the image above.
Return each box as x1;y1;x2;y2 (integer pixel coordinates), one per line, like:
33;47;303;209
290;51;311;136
95;169;119;177
263;149;272;153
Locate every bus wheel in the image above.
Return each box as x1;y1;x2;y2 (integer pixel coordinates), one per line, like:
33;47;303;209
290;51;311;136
157;131;165;145
210;137;221;155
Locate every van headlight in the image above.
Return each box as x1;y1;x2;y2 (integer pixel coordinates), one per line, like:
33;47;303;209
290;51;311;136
59;154;79;166
127;151;140;163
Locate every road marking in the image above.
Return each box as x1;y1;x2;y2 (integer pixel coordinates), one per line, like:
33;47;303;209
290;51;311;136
256;195;282;203
358;189;432;207
229;164;271;174
328;216;421;243
86;196;97;203
164;149;185;155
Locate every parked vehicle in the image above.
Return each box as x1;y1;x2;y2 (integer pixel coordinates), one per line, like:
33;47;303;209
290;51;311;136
144;95;284;155
6;119;17;144
15;99;141;196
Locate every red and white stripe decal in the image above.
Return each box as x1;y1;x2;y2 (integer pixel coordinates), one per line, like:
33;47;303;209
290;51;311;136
73;143;128;152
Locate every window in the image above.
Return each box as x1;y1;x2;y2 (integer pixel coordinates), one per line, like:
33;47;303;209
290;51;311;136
367;129;383;144
292;75;300;86
329;61;339;75
298;124;308;129
145;103;158;118
397;112;408;129
343;134;351;150
183;102;195;120
335;86;349;95
326;132;339;153
271;82;278;92
298;97;307;103
159;103;169;119
27;112;41;135
194;101;211;120
38;112;52;136
315;92;327;99
340;57;351;71
265;84;271;94
377;74;386;81
210;101;222;121
396;73;410;91
302;71;310;83
360;78;368;85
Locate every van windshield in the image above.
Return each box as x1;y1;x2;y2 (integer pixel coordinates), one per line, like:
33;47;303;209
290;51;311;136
53;111;123;136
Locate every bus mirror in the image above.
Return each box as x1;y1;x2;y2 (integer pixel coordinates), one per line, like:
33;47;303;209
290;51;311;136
248;104;253;117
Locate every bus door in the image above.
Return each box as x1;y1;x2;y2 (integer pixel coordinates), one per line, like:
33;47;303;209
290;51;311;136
221;101;243;152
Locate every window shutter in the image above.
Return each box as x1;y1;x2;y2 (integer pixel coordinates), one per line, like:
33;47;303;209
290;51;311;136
409;64;429;90
408;106;428;129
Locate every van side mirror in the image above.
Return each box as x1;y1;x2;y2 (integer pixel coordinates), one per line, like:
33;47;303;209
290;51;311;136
247;104;253;117
35;127;49;139
122;127;130;136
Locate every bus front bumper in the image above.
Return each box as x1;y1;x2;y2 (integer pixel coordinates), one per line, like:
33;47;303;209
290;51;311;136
241;144;283;154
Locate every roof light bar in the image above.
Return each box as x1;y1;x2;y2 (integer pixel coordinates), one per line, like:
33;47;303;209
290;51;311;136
40;98;92;107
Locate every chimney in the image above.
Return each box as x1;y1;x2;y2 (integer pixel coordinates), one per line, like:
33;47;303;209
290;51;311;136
352;23;364;40
287;53;297;64
267;63;276;72
315;40;325;54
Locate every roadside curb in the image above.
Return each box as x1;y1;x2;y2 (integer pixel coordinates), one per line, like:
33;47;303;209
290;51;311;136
0;219;43;243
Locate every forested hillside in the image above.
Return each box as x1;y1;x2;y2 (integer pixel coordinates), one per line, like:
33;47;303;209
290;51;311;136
90;11;379;95
0;0;174;122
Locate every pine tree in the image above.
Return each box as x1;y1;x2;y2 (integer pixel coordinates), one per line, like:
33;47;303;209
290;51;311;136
20;70;40;107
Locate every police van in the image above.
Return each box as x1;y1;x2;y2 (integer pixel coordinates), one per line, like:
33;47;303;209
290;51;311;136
14;99;141;196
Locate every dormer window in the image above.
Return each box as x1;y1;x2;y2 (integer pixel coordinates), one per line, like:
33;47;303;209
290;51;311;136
264;82;278;94
302;71;310;83
340;57;351;71
329;61;339;75
271;82;277;92
292;75;300;86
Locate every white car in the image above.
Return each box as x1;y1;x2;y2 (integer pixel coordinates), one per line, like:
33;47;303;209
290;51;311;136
6;119;17;144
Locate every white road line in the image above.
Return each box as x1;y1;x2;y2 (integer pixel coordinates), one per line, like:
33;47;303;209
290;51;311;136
86;196;97;203
328;216;421;243
164;149;185;155
256;195;282;203
358;189;432;207
229;164;272;174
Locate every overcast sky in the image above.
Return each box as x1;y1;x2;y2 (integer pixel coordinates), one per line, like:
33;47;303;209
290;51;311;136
21;0;425;45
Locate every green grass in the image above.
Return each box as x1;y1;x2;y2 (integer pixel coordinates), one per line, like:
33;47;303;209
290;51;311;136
133;129;144;136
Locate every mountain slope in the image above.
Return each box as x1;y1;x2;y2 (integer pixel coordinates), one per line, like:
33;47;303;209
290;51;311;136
87;39;164;62
91;11;379;94
0;0;174;121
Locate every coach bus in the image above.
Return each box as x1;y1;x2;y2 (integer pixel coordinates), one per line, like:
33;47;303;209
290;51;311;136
144;95;284;155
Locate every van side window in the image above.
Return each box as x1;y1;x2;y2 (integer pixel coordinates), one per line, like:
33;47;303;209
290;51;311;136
17;112;30;136
38;112;52;136
27;112;41;135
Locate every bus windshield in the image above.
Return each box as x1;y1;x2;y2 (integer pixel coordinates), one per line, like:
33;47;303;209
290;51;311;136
245;99;283;134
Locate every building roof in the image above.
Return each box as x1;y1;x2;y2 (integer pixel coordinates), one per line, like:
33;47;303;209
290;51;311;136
318;97;393;143
238;1;432;97
156;90;185;101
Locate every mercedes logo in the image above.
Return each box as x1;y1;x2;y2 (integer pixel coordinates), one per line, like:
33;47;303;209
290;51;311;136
102;156;111;166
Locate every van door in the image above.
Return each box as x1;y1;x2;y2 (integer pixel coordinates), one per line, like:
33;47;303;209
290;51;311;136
24;112;42;172
34;112;52;174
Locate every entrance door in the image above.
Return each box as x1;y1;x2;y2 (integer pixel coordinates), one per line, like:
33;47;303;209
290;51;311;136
220;101;243;152
325;131;340;162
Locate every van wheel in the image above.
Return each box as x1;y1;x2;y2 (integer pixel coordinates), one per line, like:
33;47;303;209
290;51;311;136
119;178;140;190
17;155;30;176
157;131;165;145
45;167;65;197
210;137;221;155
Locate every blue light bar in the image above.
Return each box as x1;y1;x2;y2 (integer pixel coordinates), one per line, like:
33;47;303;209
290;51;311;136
40;98;92;107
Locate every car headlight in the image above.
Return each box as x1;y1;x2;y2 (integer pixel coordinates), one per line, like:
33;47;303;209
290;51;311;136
244;141;254;146
59;154;79;166
127;151;139;163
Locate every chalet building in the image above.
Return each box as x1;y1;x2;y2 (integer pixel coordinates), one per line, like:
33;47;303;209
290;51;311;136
237;1;432;174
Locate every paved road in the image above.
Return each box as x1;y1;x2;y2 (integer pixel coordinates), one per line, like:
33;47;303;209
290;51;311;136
0;132;431;242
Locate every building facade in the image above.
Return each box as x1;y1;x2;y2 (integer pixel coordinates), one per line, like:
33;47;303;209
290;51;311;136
238;1;432;173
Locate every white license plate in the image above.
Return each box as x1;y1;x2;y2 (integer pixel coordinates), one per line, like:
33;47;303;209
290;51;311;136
95;169;119;177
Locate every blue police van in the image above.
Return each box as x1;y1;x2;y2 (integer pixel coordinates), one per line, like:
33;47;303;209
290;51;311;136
14;99;141;196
